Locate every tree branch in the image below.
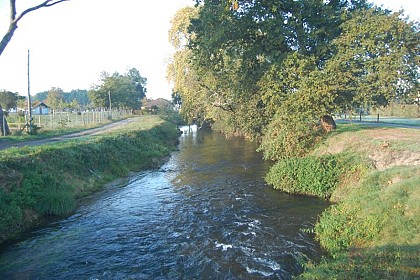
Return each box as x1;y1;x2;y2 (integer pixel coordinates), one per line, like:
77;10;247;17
1;0;70;57
10;0;17;21
198;81;236;112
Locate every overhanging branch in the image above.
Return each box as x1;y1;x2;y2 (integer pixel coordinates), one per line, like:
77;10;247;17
15;0;70;24
1;0;70;57
198;81;236;112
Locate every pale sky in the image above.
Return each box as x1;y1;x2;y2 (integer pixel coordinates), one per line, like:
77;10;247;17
0;0;419;100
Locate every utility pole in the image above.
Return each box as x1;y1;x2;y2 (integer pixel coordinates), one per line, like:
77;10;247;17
108;90;112;118
27;49;33;133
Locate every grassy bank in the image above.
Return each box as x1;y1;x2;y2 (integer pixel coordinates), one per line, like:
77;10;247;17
266;124;420;279
0;116;180;244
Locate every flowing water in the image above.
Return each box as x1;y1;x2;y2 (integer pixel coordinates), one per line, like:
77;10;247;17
0;126;329;279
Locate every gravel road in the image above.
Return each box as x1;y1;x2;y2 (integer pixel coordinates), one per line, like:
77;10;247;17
0;117;139;151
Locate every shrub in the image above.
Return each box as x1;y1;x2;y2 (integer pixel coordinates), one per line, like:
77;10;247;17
266;154;346;198
259;115;325;161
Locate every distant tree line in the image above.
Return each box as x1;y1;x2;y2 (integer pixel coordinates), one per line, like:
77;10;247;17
33;89;90;107
1;67;148;113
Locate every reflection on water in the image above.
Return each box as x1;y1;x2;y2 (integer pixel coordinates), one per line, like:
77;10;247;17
0;126;329;279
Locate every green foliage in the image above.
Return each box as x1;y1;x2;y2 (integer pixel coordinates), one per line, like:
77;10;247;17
258;106;326;161
0;90;19;110
89;69;147;110
33;89;90;107
33;91;49;102
322;8;420;110
45;87;66;110
170;2;419;153
65;89;90;106
0;189;23;230
159;108;185;126
266;155;346;198
175;0;374;139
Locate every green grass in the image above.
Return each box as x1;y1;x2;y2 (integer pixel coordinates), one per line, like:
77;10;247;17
361;116;420;126
299;166;420;279
1;110;138;143
0;116;180;243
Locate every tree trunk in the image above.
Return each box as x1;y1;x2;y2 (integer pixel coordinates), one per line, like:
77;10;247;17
320;115;336;132
0;24;17;57
0;104;11;136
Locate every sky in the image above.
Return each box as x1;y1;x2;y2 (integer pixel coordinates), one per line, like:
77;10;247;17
0;0;419;100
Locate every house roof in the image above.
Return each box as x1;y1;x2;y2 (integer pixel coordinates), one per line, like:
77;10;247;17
144;98;172;109
32;101;50;108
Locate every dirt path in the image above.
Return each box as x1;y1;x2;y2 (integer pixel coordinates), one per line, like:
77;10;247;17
0;117;140;151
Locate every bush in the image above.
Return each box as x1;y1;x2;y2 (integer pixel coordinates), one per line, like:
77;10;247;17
266;155;346;198
259;114;326;161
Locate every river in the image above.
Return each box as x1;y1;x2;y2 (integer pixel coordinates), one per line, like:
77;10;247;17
0;126;329;279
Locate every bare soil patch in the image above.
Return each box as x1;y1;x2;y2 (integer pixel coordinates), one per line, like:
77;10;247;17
314;127;420;170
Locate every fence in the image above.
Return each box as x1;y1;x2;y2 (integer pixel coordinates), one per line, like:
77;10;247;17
6;109;132;132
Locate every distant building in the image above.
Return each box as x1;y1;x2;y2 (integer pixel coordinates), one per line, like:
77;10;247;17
143;98;173;113
32;101;50;115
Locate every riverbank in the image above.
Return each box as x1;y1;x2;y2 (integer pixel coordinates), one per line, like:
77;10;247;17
0;116;180;245
267;124;420;279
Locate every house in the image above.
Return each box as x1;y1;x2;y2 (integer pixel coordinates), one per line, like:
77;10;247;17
32;102;50;115
143;98;173;113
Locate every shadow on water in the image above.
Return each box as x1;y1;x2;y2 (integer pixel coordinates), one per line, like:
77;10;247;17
0;126;329;279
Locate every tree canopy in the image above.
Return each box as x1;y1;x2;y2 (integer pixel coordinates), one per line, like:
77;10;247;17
168;0;419;158
0;90;22;110
89;68;147;110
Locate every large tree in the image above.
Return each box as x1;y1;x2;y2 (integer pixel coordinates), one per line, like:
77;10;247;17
45;87;65;110
167;6;210;125
183;0;368;138
1;0;69;57
0;90;20;110
89;69;147;110
171;1;418;160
